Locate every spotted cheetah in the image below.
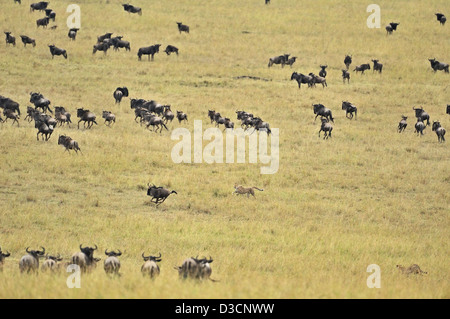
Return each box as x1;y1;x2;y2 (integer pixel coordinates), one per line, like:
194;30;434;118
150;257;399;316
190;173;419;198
232;184;264;198
396;264;428;275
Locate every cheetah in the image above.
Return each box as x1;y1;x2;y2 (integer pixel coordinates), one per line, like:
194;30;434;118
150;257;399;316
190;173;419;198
396;264;428;275
232;184;264;198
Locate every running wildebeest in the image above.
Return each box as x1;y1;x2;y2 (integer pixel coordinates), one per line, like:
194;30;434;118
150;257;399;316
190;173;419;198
93;41;110;55
319;118;333;140
432;121;446;142
36;17;50;28
20;35;36;47
68;28;79;41
0;95;21;115
3;109;20;126
176;111;188;123
34;113;54;141
147;184;177;206
4;32;16;46
102;111;116;126
145;114;168;133
113;87;129;104
412;107;430;126
137;44;161;61
428;58;449;73
342;69;350;83
48;45;67;59
122;4;142;15
58;135;81;153
176;22;189;34
398;115;408;133
45;9;56;22
0;247;11;272
19;247;46;273
372;59;383;73
77;108;97;129
97;32;113;43
291;72;313;89
268;54;289;68
163;105;174;124
250;117;271;135
435;13;446;25
30;1;48;12
313;103;334;123
141;252;161;278
55;106;72;126
344;55;352;70
354;63;371;74
319;65;328;78
342;101;357;120
414;119;426;136
164;45;178;55
30;92;52;113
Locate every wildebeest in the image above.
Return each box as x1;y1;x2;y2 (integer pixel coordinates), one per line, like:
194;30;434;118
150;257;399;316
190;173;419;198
34;112;55;141
0;247;11;272
112;37;130;51
342;69;350;83
163;105;174;123
102;111;116;126
14;0;21;4
144;114;168;133
122;4;142;15
250;117;271;135
319;65;328;78
141;252;162;278
19;247;45;273
164;45;179;55
48;45;67;59
20;35;36;47
36;17;50;28
290;72;313;89
3;109;20;126
428;58;449;73
224;117;234;130
319;118;333;139
313;103;334;122
353;63;371;74
372;59;383;73
71;245;98;272
414;119;426;136
113;87;129;104
104;249;122;275
97;32;113;43
268;54;289;68
138;44;161;61
175;257;202;280
412;107;430;126
4;32;16;46
93;41;110;55
30;1;48;12
45;9;56;22
447;105;450;115
176;22;189;34
58;135;81;154
146;184;177;206
435;13;446;25
344;55;352;70
342;101;357;120
77;108;97;129
386;22;399;35
309;73;327;88
176;111;188;123
41;254;63;272
285;56;297;68
432;121;446;142
0;95;21;115
30;92;52;113
68;28;79;41
398;115;408;133
197;257;217;281
54;106;72;126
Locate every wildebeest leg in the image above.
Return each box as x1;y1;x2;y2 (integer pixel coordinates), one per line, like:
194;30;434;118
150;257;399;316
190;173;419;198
78;119;83;129
156;197;167;206
318;129;322;137
315;114;319;121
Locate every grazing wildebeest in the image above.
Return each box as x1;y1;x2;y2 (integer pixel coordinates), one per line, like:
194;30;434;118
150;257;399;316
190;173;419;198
30;1;48;12
313;103;334;123
4;32;16;46
435;13;446;25
291;72;313;89
54;106;72;126
412;107;430;126
97;32;113;43
0;95;21;115
268;54;289;68
319;65;328;78
342;101;357;120
285;56;297;68
141;252;162;278
398;115;408;133
146;184;177;206
432;121;446;142
41;254;63;272
353;63;371;74
58;135;81;154
45;9;56;22
428;58;449;73
0;247;11;272
163;105;174;124
309;73;327;88
30;92;52;113
176;111;188;124
319;118;333;139
344;55;352;70
176;22;189;34
68;28;79;41
137;44;161;61
372;59;383;73
414;119;426;136
164;45;179;55
93;41;110;55
71;245;98;273
122;4;142;15
3;109;20;126
102;111;116;126
19;247;45;273
104;249;122;275
20;35;36;47
342;69;350;83
36;17;50;28
77;108;97;129
48;45;67;59
113;87;129;104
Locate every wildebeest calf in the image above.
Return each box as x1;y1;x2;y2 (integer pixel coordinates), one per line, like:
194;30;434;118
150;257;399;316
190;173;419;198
176;22;189;34
58;135;81;153
372;59;383;73
342;69;350;83
4;32;16;46
398;115;407;133
164;45;179;55
102;111;116;126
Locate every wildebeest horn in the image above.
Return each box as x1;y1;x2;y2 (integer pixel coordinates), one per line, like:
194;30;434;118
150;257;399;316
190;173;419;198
93;244;98;250
105;249;110;255
142;252;148;259
116;249;122;256
26;247;31;253
40;247;45;254
80;244;84;250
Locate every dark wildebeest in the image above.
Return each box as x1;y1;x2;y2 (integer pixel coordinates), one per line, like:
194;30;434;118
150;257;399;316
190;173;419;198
435;13;446;25
164;45;179;55
285;56;297;68
163;105;174;124
30;1;48;12
398;115;408;133
147;184;177;206
353;63;371;74
112;38;130;51
141;252;162;278
93;41;110;55
3;109;20;126
309;73;327;88
77;108;97;129
102;111;116;126
4;32;16;46
412;107;430;126
319;118;333;139
113;87;129;104
428;58;449;73
372;59;383;73
71;245;98;272
176;22;189;34
344;55;352;70
45;9;56;22
19;247;45;273
432;121;446;142
55;106;72;126
104;249;122;275
34;113;54;141
291;72;313;89
36;17;50;28
313;103;334;123
342;101;357;120
30;92;52;113
342;69;350;83
447;105;450;115
251;117;271;135
0;95;21;115
68;28;79;41
122;4;142;15
414;119;426;136
20;35;36;47
176;111;188;123
386;22;399;35
268;54;289;68
0;247;11;272
58;135;81;153
48;45;67;59
319;65;328;78
265;0;270;4
97;32;113;43
138;44;161;61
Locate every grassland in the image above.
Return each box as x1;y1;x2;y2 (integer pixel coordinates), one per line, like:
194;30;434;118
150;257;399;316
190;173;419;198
0;0;449;299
